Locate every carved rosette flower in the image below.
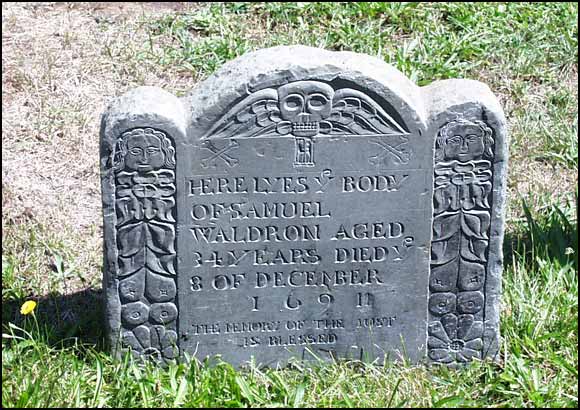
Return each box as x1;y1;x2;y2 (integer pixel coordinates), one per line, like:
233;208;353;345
428;313;483;363
122;325;178;364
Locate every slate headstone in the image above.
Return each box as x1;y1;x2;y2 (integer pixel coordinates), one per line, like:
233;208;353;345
100;46;507;367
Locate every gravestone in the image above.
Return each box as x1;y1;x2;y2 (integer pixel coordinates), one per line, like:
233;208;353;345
100;46;507;367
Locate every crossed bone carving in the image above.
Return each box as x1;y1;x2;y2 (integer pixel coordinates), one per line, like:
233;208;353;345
201;140;239;168
369;136;411;166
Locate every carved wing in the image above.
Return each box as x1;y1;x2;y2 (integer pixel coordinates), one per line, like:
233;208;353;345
201;89;291;139
329;89;408;135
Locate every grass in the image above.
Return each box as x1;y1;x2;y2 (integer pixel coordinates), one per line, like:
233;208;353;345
141;1;578;208
145;2;577;85
2;196;577;407
2;1;578;408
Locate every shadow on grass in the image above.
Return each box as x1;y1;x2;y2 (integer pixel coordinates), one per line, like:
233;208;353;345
2;287;106;352
503;196;578;270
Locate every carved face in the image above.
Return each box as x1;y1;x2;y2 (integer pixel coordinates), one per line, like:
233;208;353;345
441;123;486;162
125;133;166;171
278;81;334;137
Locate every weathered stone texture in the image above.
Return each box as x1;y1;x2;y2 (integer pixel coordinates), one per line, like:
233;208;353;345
100;46;507;367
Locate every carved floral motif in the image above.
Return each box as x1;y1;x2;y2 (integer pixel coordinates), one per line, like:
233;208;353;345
428;313;483;363
112;127;178;362
122;325;179;364
429;118;494;364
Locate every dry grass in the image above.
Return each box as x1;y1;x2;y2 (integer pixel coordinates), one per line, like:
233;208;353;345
2;3;577;408
2;2;199;293
2;2;578;296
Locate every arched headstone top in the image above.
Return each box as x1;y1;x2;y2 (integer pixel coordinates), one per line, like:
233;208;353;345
182;46;428;140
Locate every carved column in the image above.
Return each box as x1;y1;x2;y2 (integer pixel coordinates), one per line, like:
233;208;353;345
428;118;494;364
100;87;187;364
423;81;508;364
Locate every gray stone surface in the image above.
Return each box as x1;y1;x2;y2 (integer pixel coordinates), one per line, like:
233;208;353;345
100;45;507;367
422;80;508;365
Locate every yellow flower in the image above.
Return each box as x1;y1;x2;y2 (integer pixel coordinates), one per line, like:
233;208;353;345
20;300;37;315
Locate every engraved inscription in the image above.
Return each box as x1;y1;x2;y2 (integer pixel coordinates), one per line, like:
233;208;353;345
101;47;506;368
113;127;178;363
428;118;494;364
179;165;426;363
176;72;433;367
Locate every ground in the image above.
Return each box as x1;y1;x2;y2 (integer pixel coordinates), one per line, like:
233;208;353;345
2;2;578;408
